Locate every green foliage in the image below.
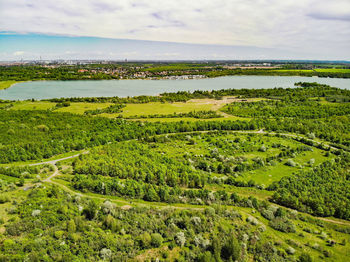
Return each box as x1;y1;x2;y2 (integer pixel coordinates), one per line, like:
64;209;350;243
221;234;240;261
84;103;126;115
82;200;98;220
151;233;163;247
269;217;296;233
126;110;223;119
299;252;313;262
271;154;350;220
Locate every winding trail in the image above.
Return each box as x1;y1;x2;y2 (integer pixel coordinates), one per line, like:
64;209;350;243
14;129;350;226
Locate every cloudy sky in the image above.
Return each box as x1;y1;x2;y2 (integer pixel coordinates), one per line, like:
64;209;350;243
0;0;349;60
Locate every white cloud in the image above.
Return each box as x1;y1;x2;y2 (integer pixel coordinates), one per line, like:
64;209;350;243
13;51;25;56
0;0;349;58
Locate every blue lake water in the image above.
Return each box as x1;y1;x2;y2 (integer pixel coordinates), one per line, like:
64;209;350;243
1;76;349;100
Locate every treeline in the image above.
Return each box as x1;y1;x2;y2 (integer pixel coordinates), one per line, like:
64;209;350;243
0;165;43;179
205;68;350;78
223;100;350;119
0;65;118;81
84;104;126;115
1;64;349;81
1;109;349;163
270;153;350;220
125;110;222;119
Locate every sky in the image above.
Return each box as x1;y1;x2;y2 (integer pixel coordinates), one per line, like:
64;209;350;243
0;0;349;61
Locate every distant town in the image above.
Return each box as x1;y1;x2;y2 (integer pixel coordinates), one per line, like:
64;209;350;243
0;60;349;83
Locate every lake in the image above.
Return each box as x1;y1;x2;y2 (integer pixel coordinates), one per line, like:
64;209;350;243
1;76;350;100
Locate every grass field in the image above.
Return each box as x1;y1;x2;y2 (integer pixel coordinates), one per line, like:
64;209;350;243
54;102;113;114
121;101;214;117
4;98;255;122
10;101;56;110
314;69;350;73
0;81;21;90
128;116;248;122
272;68;350;74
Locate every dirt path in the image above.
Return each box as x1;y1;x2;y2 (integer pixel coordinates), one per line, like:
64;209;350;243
14;129;347;226
28;151;89;167
46;169;350;226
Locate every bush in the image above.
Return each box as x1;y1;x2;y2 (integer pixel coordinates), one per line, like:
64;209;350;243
36;125;49;132
269;218;296;233
31;209;41;217
285;159;296;167
299;252;312;262
139;232;152;248
83;200;98;220
0;195;10;204
221;235;240;261
286;246;296;255
175;232;186;247
151;233;163;247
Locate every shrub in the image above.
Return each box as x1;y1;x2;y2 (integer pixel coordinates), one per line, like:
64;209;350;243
0;195;10;204
286;246;296;255
298;252;312;262
100;248;112;260
31;209;41;217
36;125;49;132
139;232;152;248
269;218;296;233
259;145;267;152
175;232;186;247
83;200;98;220
221;235;240;261
285;159;296;167
151;233;163;247
67;219;76;233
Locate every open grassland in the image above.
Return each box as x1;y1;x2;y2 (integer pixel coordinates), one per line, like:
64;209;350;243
0;81;21;90
272;69;350;73
3;97;263;122
314;69;350;73
121;101;214;117
53;102;113;114
10;101;56;110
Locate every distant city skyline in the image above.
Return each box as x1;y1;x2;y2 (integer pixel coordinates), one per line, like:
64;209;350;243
0;0;349;60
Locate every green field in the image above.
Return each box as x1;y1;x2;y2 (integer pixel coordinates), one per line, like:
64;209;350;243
121;101;214;117
314;69;350;73
10;101;56;110
0;81;21;90
54;102;113;114
270;68;350;74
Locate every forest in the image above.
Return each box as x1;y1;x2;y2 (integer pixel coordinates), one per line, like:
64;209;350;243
1;82;350;261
